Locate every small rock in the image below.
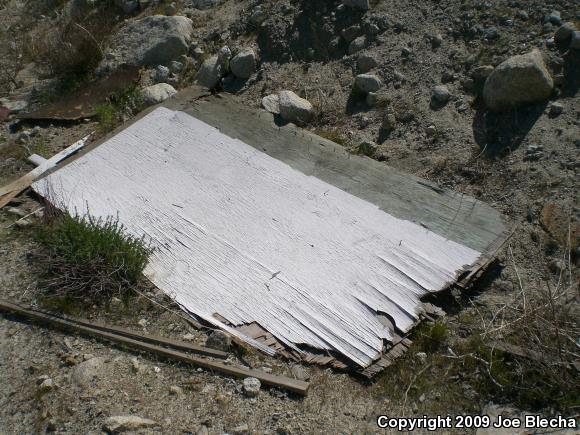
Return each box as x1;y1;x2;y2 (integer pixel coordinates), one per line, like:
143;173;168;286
137;318;148;327
516;10;528;21
169;60;184;74
290;364;310;381
554;22;577;44
341;25;361;42
36;375;49;384
430;33;443;48
232;423;250;435
6;207;26;218
103;416;157;433
546;10;561;26
425;125;437;137
205;330;232;352
348;36;366;55
261;94;280;114
382;113;397;132
169;385;183;396
401;46;412;57
419;393;426;403
218;46;231;63
357;54;378;73
549;102;564;117
278;91;314;124
182;333;196;341
230;48;257;79
431;85;450;104
416;351;428;362
142;83;177;106
195;55;226;89
354;74;382;94
243;377;261;397
197;425;209;435
15;218;32;228
359;141;377;156
483;27;500;41
192;47;205;59
72;357;107;390
249;8;266;27
38;378;55;392
523;144;544;161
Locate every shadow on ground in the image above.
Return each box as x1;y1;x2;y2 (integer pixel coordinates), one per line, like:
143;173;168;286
472;100;546;158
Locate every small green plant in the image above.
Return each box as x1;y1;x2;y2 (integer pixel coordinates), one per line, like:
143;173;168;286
96;86;144;133
34;211;152;302
314;128;347;146
415;322;449;353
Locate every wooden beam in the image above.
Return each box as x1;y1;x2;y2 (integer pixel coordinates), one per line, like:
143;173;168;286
53;313;228;359
0;134;90;209
0;300;310;396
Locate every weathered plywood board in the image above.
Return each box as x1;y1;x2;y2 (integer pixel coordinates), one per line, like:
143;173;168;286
33;107;485;368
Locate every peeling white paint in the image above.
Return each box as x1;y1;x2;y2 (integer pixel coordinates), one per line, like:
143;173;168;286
33;108;481;367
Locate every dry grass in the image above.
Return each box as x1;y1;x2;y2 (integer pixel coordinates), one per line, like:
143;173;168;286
24;1;119;78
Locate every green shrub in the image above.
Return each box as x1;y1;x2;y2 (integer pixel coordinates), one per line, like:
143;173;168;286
96;86;144;133
35;212;152;301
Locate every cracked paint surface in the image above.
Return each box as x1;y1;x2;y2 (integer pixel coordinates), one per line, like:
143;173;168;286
33;108;481;367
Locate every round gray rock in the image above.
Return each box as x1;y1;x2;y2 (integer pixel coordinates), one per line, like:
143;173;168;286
195;55;226;89
278;90;314;124
142;83;177;106
483;50;554;111
432;85;450;103
357;54;378;73
242;377;261;397
354;74;382;94
348;36;366;55
554;22;577;44
230;48;257;79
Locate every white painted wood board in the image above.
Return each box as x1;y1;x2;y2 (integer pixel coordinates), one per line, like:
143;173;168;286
33;108;481;367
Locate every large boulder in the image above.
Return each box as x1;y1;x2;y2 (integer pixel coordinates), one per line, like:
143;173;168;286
278;91;314;124
100;15;193;71
230;48;257;79
483;50;554;111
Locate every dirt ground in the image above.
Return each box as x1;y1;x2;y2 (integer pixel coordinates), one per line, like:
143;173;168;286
1;0;578;434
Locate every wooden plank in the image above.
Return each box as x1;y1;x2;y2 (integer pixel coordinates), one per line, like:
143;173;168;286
0;134;91;209
32;107;483;368
0;300;310;396
36;311;229;359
